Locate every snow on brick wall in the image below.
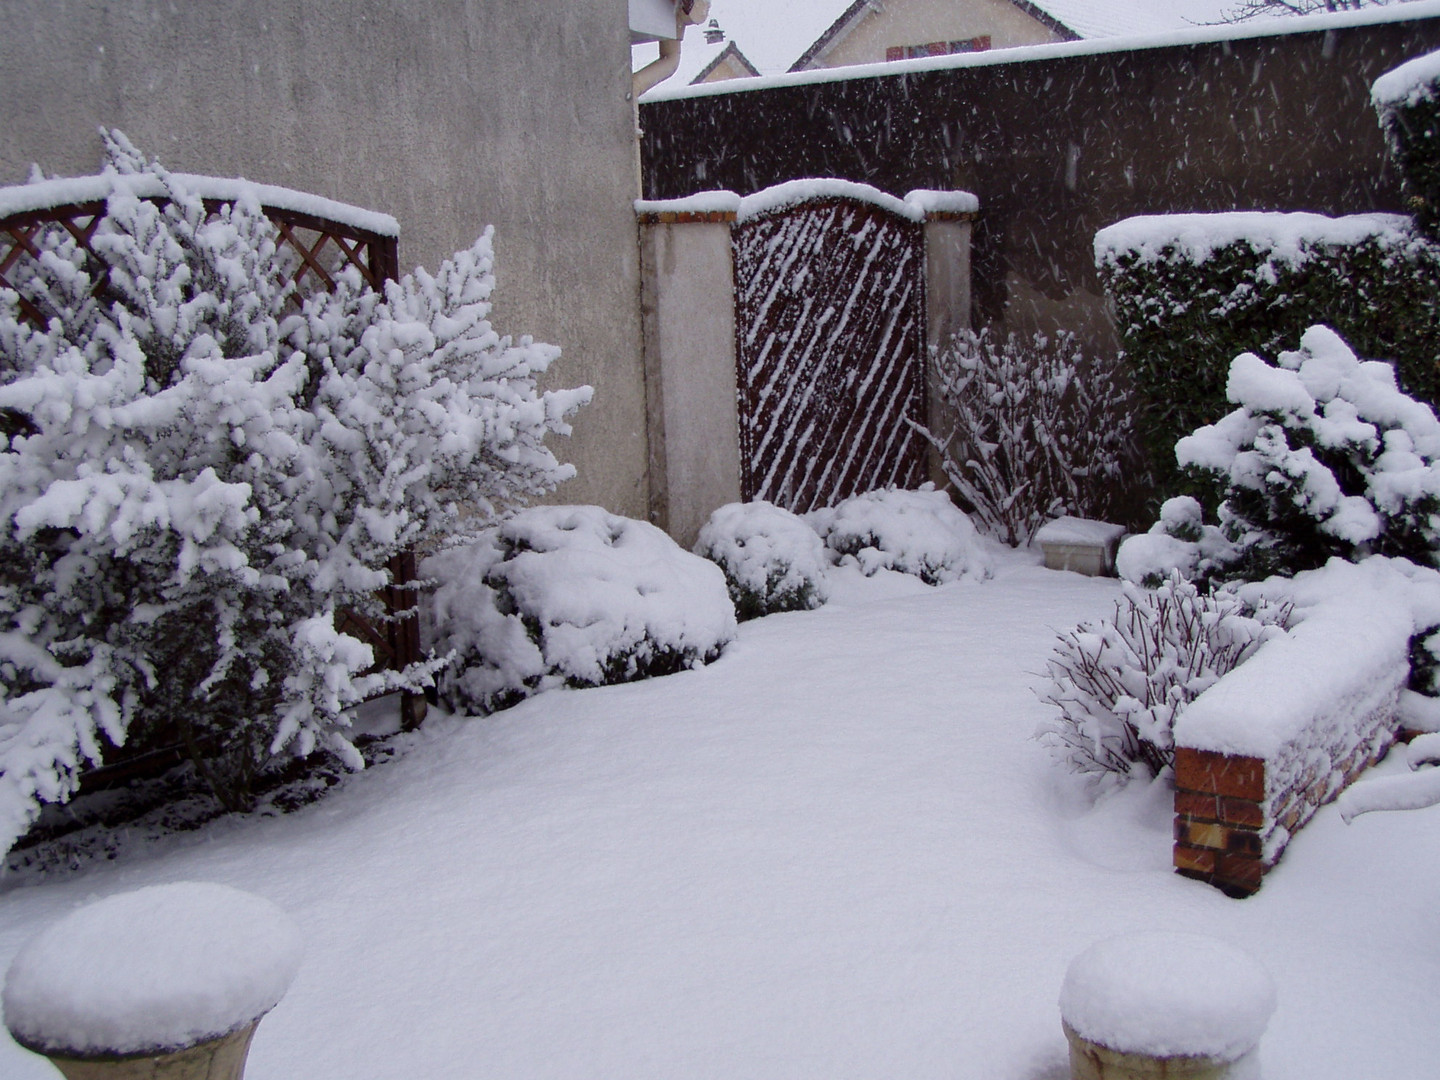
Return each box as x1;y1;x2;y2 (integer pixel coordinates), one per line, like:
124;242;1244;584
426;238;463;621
1171;559;1428;896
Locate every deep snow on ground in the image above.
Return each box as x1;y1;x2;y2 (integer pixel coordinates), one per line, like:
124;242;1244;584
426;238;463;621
0;551;1437;1078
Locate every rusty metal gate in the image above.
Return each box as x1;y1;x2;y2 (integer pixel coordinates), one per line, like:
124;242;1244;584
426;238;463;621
733;195;927;514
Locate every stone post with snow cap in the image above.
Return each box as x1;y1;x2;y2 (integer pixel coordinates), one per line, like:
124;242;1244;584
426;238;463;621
3;882;302;1080
1060;931;1277;1080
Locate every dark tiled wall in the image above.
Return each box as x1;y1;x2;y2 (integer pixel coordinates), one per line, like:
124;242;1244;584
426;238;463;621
641;18;1440;348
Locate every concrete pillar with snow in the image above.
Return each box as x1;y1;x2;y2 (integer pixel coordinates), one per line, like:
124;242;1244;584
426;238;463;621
1059;931;1277;1080
3;882;302;1080
637;193;744;549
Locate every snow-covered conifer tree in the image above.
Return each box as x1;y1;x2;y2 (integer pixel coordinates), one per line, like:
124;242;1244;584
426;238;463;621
0;132;590;851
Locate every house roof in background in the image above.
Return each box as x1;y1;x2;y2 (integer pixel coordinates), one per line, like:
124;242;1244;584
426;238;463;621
634;0;1330;90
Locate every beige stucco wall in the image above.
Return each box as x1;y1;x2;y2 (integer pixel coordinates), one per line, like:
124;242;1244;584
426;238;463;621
815;0;1062;68
638;218;741;547
0;0;649;517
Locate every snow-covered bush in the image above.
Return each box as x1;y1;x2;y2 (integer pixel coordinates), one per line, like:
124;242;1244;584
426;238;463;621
1097;212;1440;495
1118;325;1440;584
0;133;590;848
693;501;828;621
1038;573;1291;778
913;329;1139;546
425;506;736;715
1374;48;1440;238
1115;496;1238;587
807;486;992;585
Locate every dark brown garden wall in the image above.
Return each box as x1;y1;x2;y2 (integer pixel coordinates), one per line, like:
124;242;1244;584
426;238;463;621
640;15;1440;351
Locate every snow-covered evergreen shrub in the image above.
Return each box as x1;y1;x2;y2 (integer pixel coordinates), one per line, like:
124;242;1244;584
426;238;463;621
0;133;590;848
425;506;736;715
1098;213;1440;496
1038;574;1291;778
1115;497;1238;588
914;329;1140;546
1374;48;1440;238
693;501;828;621
1117;326;1440;585
807;486;992;585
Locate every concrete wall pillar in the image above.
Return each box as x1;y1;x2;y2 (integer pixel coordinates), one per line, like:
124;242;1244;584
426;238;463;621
638;207;742;549
913;197;978;485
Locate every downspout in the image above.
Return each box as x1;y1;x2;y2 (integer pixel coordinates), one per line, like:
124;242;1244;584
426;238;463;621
633;0;711;98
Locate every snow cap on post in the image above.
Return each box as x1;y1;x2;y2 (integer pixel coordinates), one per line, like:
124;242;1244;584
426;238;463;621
1060;931;1276;1062
3;882;303;1057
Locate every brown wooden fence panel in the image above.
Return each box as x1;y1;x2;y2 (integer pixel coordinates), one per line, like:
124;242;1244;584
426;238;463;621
733;196;926;514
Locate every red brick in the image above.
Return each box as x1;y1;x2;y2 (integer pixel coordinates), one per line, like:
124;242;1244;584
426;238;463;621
1225;828;1262;857
1217;852;1265;895
1179;820;1230;851
1174;843;1216;876
1175;748;1266;801
1175;791;1221;821
1218;796;1265;828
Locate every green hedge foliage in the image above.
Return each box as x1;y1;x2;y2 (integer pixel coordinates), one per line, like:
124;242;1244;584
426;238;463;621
1097;221;1440;499
1375;67;1440;236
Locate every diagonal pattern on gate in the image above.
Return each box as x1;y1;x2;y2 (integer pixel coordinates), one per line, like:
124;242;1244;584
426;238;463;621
734;197;927;514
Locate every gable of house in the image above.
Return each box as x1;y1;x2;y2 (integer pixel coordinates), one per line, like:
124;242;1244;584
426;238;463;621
693;41;762;83
791;0;1076;71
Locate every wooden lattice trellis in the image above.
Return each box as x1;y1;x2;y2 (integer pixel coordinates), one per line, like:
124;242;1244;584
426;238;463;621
1;199;400;326
0;192;424;785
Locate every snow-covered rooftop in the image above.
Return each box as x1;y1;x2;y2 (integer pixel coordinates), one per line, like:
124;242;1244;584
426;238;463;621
639;0;1440;102
635;0;1292;90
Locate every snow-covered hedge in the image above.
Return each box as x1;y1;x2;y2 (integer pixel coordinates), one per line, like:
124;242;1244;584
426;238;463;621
425;506;736;714
1117;326;1440;585
913;329;1140;547
693;501;828;621
1096;211;1440;492
1374;47;1440;238
1038;574;1290;778
0;133;590;849
807;487;992;585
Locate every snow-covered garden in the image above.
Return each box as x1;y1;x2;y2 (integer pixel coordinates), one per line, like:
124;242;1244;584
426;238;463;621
12;32;1440;1080
1;546;1439;1078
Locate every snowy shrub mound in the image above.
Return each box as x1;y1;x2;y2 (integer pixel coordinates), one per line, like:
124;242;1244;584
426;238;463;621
808;487;992;585
693;501;828;621
1115;496;1238;588
1038;573;1290;778
1061;931;1276;1063
913;329;1139;546
1120;325;1440;583
0;132;590;848
426;506;736;714
3;882;302;1056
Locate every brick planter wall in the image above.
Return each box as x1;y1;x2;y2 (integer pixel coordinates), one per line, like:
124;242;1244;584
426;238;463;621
1170;561;1417;897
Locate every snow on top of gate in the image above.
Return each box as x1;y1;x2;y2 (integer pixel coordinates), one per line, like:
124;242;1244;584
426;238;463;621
0;171;398;237
636;182;977;223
